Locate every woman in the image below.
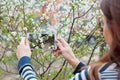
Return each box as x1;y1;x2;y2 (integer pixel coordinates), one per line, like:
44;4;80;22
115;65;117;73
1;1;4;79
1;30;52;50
16;0;120;80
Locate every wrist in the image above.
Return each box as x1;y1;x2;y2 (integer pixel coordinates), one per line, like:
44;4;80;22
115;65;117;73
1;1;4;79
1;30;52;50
67;58;79;68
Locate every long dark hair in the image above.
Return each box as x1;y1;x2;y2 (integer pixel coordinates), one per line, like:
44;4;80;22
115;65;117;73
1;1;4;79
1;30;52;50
88;0;120;80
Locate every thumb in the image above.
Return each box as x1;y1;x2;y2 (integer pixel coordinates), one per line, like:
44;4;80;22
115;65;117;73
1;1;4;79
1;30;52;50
25;38;30;46
57;40;64;50
20;37;26;45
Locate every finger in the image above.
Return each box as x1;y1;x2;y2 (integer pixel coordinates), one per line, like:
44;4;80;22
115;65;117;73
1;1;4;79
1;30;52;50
52;51;58;57
17;45;20;49
53;50;61;57
52;50;59;54
52;50;56;54
53;52;57;56
54;54;58;57
57;37;68;47
55;53;59;57
56;50;61;57
25;38;30;46
57;40;64;50
57;52;61;57
20;37;26;45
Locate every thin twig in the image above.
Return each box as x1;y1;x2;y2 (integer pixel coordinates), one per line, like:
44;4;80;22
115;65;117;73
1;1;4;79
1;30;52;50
52;60;66;80
87;39;102;65
40;61;54;77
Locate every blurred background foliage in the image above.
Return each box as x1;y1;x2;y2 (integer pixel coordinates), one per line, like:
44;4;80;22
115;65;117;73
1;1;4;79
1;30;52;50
0;0;108;80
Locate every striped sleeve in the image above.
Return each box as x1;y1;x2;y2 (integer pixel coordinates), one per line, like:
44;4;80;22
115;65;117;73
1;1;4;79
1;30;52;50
73;62;86;74
18;56;37;80
71;67;90;80
71;62;89;80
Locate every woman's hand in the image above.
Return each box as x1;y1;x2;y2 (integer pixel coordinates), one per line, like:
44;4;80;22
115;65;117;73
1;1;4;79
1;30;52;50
16;37;31;60
52;38;79;68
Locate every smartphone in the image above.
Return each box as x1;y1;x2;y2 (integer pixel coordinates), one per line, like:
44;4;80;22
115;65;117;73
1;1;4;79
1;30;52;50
27;32;57;50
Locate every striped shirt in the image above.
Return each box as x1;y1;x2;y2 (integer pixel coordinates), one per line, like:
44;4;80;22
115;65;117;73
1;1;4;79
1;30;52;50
18;56;119;80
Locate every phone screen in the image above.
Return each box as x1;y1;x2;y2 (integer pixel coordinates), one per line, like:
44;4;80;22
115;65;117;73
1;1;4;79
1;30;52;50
27;33;57;50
